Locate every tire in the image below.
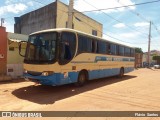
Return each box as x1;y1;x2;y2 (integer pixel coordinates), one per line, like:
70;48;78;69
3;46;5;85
119;68;124;78
75;71;87;86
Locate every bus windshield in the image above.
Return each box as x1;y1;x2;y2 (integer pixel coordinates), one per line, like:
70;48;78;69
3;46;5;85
24;32;57;64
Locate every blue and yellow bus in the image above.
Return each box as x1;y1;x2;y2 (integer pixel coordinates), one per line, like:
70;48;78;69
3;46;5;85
19;28;135;86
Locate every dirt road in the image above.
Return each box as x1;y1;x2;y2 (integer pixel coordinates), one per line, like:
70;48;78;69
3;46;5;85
0;68;160;119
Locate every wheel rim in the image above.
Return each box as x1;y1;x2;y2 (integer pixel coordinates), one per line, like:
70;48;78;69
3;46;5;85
79;74;85;83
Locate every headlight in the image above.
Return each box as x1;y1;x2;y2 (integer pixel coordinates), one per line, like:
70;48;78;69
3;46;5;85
42;71;54;76
42;72;49;76
24;69;28;73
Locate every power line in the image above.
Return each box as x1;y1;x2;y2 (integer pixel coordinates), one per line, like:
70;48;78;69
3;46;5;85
79;0;160;41
106;30;148;44
81;0;160;39
116;1;160;52
84;0;160;51
82;0;160;39
80;0;149;37
79;0;160;13
73;15;146;45
152;22;160;35
3;0;159;47
73;15;128;43
118;1;149;23
118;0;160;38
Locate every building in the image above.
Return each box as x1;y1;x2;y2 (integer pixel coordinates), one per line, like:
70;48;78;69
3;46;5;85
7;32;28;79
0;26;7;76
0;26;28;81
14;1;102;37
135;50;160;68
135;53;143;68
142;54;156;67
142;51;158;67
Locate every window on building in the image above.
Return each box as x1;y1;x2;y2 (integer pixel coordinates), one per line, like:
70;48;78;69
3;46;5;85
9;47;15;51
92;30;97;36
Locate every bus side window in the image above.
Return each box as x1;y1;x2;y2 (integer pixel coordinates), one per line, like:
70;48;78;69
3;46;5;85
124;47;131;57
115;45;118;55
97;41;107;54
130;48;135;57
60;32;76;64
129;48;131;56
96;41;99;53
117;45;119;55
92;40;97;53
111;44;117;55
78;35;92;53
107;43;111;54
119;46;124;56
87;38;92;53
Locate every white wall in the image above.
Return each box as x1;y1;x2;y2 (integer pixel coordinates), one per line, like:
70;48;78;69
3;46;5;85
7;64;23;79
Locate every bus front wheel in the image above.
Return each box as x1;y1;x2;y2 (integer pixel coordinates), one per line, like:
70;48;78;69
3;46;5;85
75;71;87;86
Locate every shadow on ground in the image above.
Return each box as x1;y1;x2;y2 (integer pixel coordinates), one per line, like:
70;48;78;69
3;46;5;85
0;79;26;84
12;75;136;105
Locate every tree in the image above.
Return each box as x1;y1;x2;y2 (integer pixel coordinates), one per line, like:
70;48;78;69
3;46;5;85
135;48;143;53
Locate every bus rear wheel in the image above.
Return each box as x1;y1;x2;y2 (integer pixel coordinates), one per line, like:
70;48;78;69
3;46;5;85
119;68;124;78
75;71;87;86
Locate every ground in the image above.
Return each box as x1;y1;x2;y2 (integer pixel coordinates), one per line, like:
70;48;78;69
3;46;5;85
0;68;160;120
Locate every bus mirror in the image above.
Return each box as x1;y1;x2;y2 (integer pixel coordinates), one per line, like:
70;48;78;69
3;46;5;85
19;43;22;52
18;41;27;57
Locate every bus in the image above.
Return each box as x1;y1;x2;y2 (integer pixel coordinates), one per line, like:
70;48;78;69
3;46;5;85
19;28;135;86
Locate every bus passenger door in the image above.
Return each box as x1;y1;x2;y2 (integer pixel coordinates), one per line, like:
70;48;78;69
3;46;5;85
59;32;77;83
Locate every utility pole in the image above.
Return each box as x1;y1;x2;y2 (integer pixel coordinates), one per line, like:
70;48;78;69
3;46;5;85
67;0;74;28
147;21;151;67
1;18;4;26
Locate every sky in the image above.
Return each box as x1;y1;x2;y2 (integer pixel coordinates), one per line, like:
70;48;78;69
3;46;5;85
0;0;160;52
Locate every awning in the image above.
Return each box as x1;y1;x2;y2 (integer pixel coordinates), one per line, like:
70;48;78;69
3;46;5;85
7;32;28;42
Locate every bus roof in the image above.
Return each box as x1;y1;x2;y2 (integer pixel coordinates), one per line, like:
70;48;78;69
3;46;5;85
30;28;135;49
